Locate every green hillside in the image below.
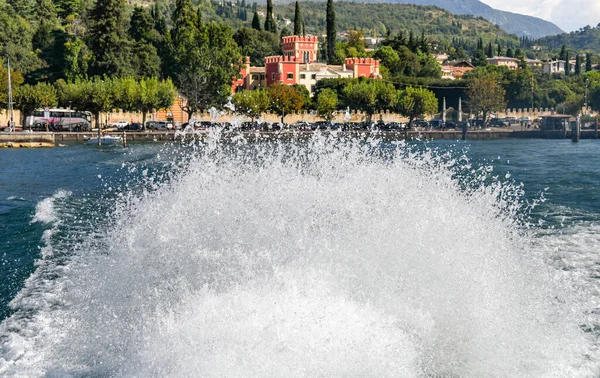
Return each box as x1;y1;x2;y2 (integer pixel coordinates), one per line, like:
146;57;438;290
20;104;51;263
538;25;600;54
272;2;519;47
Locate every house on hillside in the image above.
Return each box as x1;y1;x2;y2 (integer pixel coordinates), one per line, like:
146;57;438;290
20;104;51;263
487;56;519;70
441;60;474;80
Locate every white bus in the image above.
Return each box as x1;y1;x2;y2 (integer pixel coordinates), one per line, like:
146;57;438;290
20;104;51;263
25;109;92;131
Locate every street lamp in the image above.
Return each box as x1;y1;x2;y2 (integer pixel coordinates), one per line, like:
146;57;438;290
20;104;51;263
68;101;72;132
585;78;589;116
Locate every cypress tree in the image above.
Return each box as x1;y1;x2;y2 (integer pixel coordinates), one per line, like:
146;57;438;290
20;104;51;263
326;0;336;64
251;11;261;31
87;0;133;77
575;54;581;75
559;44;567;61
506;48;513;58
565;51;570;75
586;53;592;72
419;30;429;54
293;1;302;36
129;6;153;42
264;0;276;33
486;42;494;58
302;22;306;36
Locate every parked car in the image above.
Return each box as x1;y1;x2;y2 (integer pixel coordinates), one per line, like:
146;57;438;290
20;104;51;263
429;119;444;129
123;122;143;131
113;120;129;129
489;117;509;127
518;116;532;123
505;116;518;124
413;119;429;128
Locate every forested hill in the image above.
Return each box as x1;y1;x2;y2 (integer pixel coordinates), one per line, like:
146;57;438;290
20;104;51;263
274;2;519;47
538;25;600;54
364;0;563;39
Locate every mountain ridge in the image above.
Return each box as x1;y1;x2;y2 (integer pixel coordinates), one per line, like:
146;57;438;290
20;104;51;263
273;0;563;38
366;0;564;38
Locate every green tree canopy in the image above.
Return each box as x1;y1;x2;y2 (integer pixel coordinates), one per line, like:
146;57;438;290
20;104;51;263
14;82;58;126
396;86;437;126
293;1;302;36
466;74;507;124
177;23;242;117
86;0;133;77
316;88;338;121
232;89;270;121
268;83;305;123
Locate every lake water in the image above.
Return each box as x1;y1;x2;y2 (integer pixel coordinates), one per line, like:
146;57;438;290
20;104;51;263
1;136;599;376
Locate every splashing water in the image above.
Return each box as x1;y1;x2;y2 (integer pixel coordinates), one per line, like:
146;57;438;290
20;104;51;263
0;135;598;377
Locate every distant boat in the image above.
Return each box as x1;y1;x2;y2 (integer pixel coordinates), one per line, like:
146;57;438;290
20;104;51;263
85;135;123;146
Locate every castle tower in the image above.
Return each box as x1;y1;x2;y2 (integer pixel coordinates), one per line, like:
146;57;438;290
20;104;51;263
282;35;319;63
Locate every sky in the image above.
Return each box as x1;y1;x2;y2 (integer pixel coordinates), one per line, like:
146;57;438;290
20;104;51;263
480;0;600;32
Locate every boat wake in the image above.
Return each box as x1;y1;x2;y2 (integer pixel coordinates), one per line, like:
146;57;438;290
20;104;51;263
0;135;598;377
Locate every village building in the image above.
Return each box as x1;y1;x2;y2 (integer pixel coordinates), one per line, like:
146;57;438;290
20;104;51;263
542;60;578;74
525;58;542;68
233;35;381;97
440;60;474;80
487;56;520;70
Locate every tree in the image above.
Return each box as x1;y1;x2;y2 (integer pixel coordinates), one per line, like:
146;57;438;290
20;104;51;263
233;27;281;66
559;44;567;61
264;0;276;33
293;1;302;36
177;23;242;118
396;86;437;127
112;77;139;115
486;42;494;58
232;89;270;121
586;53;593;72
55;0;84;19
86;0;133;77
14;82;57;127
326;0;336;64
267;84;305;123
472;49;488;67
373;46;400;74
343;80;396;122
251;11;261;31
316;88;338;121
466;75;507;125
56;78;114;129
129;6;154;43
565;51;571;75
0;60;24;111
575;54;582;75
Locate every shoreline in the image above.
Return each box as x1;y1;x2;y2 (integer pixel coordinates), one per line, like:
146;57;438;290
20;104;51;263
1;128;599;148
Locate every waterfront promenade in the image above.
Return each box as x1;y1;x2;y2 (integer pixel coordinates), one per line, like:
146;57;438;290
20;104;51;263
2;127;600;148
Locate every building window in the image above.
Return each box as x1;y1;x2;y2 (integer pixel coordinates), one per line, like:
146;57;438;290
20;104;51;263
311;74;316;79
252;75;258;80
260;74;265;80
300;74;306;79
287;73;293;79
272;73;275;80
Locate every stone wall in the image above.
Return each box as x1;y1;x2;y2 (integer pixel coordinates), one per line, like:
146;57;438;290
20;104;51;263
2;107;598;127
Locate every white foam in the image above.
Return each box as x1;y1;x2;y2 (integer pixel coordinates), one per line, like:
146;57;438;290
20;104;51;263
1;136;598;376
31;190;71;225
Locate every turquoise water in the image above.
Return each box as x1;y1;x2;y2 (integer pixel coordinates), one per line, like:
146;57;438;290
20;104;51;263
1;137;599;376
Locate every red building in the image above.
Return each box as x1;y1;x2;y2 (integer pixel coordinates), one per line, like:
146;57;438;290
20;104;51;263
234;35;381;96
